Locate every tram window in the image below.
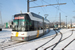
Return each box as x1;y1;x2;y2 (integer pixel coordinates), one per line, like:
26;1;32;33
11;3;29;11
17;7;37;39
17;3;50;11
34;21;38;30
30;21;34;31
37;21;42;30
44;23;47;31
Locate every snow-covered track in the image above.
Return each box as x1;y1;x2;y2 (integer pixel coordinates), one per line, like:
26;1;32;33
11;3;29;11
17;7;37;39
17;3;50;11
61;30;74;50
51;30;63;50
44;30;73;50
35;30;58;50
43;30;63;50
62;38;75;50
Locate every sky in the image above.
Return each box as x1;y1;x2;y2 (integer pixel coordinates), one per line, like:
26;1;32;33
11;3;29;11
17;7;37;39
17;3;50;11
0;0;75;24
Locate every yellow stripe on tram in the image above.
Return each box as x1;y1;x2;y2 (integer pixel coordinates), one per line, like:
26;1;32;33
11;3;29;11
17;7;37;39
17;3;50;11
16;32;19;37
36;30;39;37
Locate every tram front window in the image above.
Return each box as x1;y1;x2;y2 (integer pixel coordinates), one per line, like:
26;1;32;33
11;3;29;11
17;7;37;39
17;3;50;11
12;19;25;31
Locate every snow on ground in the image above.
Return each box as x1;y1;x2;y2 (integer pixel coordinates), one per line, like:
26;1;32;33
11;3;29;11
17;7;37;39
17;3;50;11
0;28;75;50
54;30;75;50
0;29;12;43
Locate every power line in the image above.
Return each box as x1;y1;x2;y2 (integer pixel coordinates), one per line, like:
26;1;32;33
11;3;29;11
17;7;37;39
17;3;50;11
56;0;60;21
41;0;45;12
42;0;68;23
29;0;66;15
41;0;48;13
43;0;59;18
43;0;49;4
29;0;67;16
33;0;48;13
56;0;59;3
56;0;60;10
42;0;67;15
43;0;59;10
33;1;45;12
30;3;66;8
72;0;75;5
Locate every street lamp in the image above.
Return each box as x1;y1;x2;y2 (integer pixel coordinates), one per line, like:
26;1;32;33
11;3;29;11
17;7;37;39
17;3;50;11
71;19;72;28
66;16;67;28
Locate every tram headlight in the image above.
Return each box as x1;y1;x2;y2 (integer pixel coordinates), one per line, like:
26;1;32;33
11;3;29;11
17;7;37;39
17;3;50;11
21;33;24;35
22;37;24;39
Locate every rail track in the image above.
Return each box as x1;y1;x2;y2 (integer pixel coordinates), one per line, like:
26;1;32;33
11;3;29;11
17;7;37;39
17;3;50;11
44;30;73;50
51;30;63;50
62;30;75;50
62;38;75;50
35;30;59;50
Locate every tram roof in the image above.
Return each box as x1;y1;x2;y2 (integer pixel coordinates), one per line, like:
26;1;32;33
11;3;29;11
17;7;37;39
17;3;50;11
14;12;49;22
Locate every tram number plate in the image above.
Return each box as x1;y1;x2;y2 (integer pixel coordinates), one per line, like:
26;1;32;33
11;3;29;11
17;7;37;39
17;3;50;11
16;32;19;37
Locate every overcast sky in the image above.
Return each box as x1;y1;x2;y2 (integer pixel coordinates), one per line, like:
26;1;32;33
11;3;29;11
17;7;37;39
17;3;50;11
0;0;75;24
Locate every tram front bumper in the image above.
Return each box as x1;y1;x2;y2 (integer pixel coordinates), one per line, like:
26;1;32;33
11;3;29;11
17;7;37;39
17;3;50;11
11;36;29;41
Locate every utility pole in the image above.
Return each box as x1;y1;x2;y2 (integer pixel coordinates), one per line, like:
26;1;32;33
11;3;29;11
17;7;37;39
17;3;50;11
27;0;36;12
59;13;61;28
27;0;29;12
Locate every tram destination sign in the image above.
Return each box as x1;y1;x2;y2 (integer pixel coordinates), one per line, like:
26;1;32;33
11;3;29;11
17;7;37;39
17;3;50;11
15;16;24;19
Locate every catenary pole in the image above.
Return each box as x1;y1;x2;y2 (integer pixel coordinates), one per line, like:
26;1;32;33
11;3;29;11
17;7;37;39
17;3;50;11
27;0;29;12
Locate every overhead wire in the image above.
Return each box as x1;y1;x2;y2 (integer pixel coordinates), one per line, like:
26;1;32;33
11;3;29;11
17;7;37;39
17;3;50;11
29;0;68;18
72;0;75;5
32;0;48;15
42;0;71;23
56;0;59;21
42;0;67;15
28;0;68;15
41;0;48;14
43;0;59;21
30;0;67;15
41;0;46;13
32;1;45;13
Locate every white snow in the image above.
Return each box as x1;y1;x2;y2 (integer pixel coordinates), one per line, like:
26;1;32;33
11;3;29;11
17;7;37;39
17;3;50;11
0;28;75;50
0;29;12;43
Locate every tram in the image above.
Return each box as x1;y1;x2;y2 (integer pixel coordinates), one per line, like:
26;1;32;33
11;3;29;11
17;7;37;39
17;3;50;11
53;24;58;30
11;12;50;41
